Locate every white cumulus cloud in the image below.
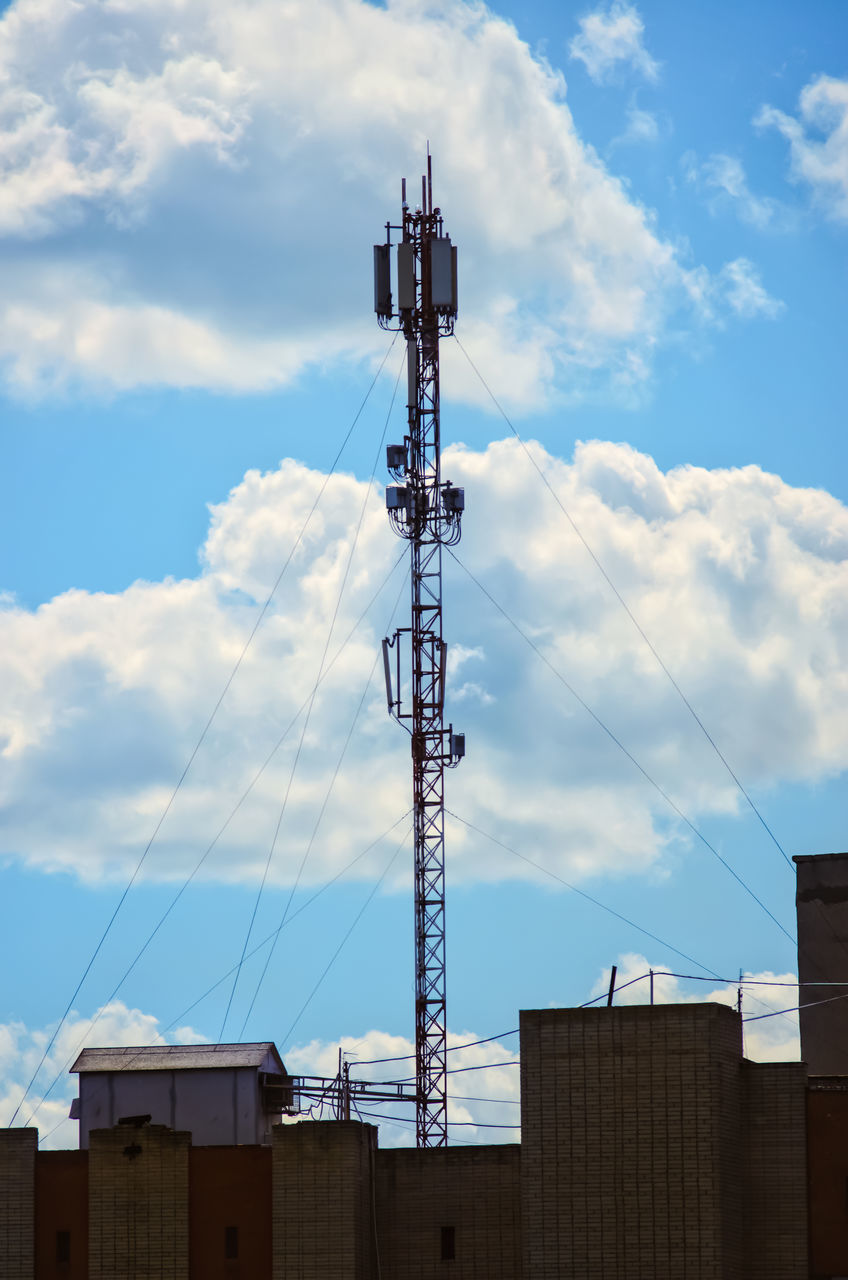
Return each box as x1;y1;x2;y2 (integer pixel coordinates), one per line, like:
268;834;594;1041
717;258;784;319
0;0;753;403
683;151;784;229
569;2;659;84
1;438;847;899
758;75;848;222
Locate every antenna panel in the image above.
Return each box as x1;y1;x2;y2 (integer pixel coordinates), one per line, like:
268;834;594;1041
397;242;416;310
430;237;457;313
373;245;392;317
407;339;418;412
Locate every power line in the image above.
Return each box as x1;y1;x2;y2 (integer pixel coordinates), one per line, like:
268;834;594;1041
22;553;411;1132
25;812;413;1134
447;810;726;978
355;1027;520;1068
454;334;794;874
7;337;400;1131
448;1094;521;1105
446;548;795;947
221;349;405;1039
236;351;408;1038
279;826;412;1050
579;972;661;1007
744;988;848;1023
239;572;409;1035
352;1108;493;1147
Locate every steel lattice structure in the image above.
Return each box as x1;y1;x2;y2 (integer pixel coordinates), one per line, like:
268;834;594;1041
375;159;464;1147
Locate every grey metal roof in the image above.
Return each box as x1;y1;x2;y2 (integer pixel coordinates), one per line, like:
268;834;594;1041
71;1042;285;1075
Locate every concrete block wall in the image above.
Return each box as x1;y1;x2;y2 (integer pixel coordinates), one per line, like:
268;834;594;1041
795;851;848;1075
89;1121;190;1280
0;1128;36;1280
375;1145;521;1279
520;1004;745;1280
272;1121;376;1280
742;1061;808;1278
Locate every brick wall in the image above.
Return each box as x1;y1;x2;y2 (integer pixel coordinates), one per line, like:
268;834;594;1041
0;1128;36;1280
742;1062;807;1278
794;851;848;1075
272;1121;376;1280
89;1121;190;1280
520;1004;745;1280
375;1144;521;1279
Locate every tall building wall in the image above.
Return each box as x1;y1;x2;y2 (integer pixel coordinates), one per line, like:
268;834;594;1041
742;1062;807;1278
519;1004;745;1280
807;1080;848;1278
794;852;848;1075
0;1128;36;1280
375;1145;521;1279
5;1002;816;1279
272;1121;376;1280
89;1122;190;1280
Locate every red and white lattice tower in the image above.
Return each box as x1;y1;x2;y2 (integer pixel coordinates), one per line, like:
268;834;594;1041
374;156;465;1148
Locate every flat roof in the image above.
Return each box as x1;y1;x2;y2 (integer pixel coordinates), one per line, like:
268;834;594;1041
71;1042;285;1075
793;852;848;864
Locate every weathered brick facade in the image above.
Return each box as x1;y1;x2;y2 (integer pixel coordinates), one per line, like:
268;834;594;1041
520;1003;807;1280
743;1061;808;1276
0;1002;821;1279
89;1122;190;1280
375;1144;521;1278
272;1121;376;1280
0;1127;36;1280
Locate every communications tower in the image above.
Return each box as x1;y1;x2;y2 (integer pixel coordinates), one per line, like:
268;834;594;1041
374;157;465;1147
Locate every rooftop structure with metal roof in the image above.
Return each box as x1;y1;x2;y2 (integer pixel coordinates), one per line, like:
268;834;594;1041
71;1042;285;1075
70;1041;292;1148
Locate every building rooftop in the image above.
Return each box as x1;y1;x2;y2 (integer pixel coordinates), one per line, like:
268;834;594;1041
71;1042;285;1075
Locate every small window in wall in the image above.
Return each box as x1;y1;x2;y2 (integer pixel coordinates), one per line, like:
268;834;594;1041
225;1225;239;1259
440;1225;456;1261
56;1230;71;1263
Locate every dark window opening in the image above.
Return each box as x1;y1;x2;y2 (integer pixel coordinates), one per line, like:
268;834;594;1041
225;1225;239;1259
440;1225;456;1261
56;1230;71;1263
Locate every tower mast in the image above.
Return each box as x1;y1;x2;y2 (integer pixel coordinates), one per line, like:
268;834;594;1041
374;157;465;1148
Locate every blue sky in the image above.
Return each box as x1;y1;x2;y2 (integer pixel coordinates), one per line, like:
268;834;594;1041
1;0;847;1146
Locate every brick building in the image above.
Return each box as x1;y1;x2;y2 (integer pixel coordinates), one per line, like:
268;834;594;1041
5;850;848;1278
0;1000;812;1280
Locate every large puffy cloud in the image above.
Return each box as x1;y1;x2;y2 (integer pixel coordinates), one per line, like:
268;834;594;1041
1;437;847;891
758;75;848;222
0;0;756;402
